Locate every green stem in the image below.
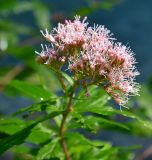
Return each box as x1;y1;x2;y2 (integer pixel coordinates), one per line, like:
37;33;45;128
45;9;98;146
59;83;77;160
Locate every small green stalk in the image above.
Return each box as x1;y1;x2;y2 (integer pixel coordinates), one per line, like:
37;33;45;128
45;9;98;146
59;82;77;160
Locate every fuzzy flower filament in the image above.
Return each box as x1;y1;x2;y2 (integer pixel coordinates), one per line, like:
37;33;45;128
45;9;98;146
36;15;140;106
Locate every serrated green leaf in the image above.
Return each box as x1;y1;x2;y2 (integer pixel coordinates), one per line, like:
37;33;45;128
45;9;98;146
0;117;25;135
13;99;58;116
73;85;152;136
66;132;117;160
10;80;55;100
85;116;129;131
36;139;58;160
0;122;37;155
66;132;108;149
66;132;136;160
74;86;141;118
27;124;52;144
0;111;62;155
74;85;110;112
70;112;129;132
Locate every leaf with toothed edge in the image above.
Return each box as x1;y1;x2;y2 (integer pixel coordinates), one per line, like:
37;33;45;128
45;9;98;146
0;111;62;155
10;80;55;100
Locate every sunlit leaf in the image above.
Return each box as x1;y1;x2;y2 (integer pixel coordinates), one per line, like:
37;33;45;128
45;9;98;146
0;111;62;155
0;117;25;135
66;132;119;160
10;80;55;100
27;123;52;144
36;139;59;160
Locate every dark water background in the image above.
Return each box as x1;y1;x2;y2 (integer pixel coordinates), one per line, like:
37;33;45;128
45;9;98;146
53;0;152;83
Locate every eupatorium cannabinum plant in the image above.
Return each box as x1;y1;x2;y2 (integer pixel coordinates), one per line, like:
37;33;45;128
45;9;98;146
34;15;140;160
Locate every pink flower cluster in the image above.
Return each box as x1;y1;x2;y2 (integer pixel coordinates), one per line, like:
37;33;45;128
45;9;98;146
36;16;140;106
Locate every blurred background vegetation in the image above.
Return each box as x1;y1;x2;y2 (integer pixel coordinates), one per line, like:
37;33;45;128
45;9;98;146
0;0;152;159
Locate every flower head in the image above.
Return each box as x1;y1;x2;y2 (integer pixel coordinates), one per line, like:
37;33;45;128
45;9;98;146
36;15;140;106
